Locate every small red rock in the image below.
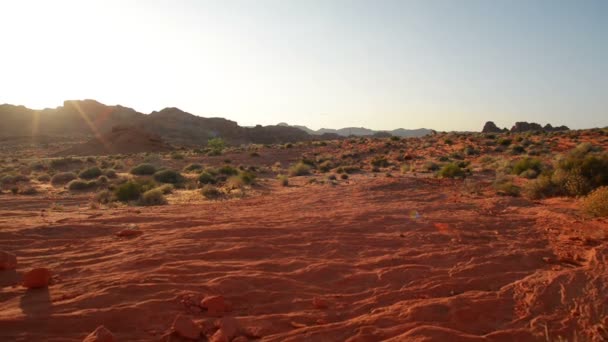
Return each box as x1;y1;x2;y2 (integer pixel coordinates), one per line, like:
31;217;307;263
22;268;52;288
172;314;201;340
210;316;239;342
0;251;17;270
83;325;115;342
115;228;143;238
201;295;227;316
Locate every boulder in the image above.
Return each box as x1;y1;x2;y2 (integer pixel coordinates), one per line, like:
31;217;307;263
201;295;228;316
481;121;504;133
172;314;201;340
22;268;52;288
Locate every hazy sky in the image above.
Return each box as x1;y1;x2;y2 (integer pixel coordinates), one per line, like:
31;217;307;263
1;0;606;131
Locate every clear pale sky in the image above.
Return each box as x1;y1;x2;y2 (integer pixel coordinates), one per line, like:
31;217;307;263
1;0;606;131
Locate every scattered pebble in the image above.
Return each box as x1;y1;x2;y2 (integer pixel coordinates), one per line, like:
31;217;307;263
22;268;52;288
83;325;115;342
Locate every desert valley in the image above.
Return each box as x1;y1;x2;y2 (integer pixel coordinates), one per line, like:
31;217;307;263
0;101;607;341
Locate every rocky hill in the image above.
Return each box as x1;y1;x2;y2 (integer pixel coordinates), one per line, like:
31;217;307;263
0;100;309;146
482;121;569;133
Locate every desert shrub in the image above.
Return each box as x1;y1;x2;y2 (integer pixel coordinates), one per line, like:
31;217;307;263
438;163;465;178
36;174;51;182
30;161;46;171
512;157;542;176
130;163;157;175
277;175;289;186
153;169;183;184
156;184;174;194
170;152;185;160
104;169;117;179
114;179;155;202
581;186;608;217
318;160;333;173
198;171;217;185
67;179;97;191
524;175;559;199
201;185;221;199
140;189;167;206
217;165;238;176
0;173;29;185
49;157;81;170
400;164;410;174
96;190;114;204
444;138;454;145
237;171;256;185
79;166;102;180
207;137;225;154
341;174;349;180
423;161;440;172
51;172;77;185
183;163;203;173
371;157;390;168
494;176;520;196
510;145;526;155
498;138;512;146
288;162;311;176
463;147;479;156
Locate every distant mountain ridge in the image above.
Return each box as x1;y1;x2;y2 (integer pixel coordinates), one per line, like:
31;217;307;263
0;100;310;146
277;123;432;138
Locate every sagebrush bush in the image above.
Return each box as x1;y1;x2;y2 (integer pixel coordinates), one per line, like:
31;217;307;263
512;157;542;176
494;176;520;196
201;185;221;199
130;163;156;175
79;166;102;180
524;175;558;199
104;169;117;178
198;172;216;185
183;163;203;172
153;169;183;184
114;179;155;202
581;187;608;217
51;172;77;185
217;165;238;176
288;162;311;176
140;189;167;206
67;179;97;191
438;163;464;178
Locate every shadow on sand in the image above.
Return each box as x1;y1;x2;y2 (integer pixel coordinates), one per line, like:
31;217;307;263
19;287;52;318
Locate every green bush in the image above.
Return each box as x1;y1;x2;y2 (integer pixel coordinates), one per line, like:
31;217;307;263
51;172;77;185
207;137;225;154
79;166;102;179
371;157;390;168
581;186;608;217
36;174;51;182
423;161;440;172
130;163;156;175
114;179;155;202
104;169;117;178
183;163;203;173
153;169;183;184
140;189;167;206
512;157;542;176
237;171;256;185
198;172;216;185
67;179;97;191
156;184;174;194
288;162;311;176
494;176;520;196
217;165;238;176
201;185;221;199
438;163;464;178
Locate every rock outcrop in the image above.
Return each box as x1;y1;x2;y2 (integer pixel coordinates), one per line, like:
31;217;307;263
481;121;506;133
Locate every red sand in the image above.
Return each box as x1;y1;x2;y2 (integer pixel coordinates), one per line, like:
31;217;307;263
1;175;607;341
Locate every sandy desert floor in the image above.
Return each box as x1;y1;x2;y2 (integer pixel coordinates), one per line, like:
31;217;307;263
1;172;607;341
